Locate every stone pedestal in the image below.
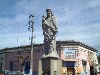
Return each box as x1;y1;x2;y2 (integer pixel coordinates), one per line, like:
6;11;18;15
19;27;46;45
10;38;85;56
38;57;62;75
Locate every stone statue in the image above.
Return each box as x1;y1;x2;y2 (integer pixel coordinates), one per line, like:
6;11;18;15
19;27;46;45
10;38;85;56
38;9;61;75
42;9;58;56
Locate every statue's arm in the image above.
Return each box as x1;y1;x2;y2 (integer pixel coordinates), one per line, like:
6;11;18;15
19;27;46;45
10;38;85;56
42;19;45;30
42;16;46;30
52;17;58;31
42;17;49;37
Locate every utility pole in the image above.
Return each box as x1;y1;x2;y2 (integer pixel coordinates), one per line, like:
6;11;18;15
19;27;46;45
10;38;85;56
29;15;34;75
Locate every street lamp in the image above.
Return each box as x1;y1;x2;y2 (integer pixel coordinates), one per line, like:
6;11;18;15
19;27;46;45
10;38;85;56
29;15;34;75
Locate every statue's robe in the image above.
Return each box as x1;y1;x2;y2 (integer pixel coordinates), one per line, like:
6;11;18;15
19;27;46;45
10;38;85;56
42;16;58;55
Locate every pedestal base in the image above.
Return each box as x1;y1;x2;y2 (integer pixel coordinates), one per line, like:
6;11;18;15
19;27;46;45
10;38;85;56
38;57;62;75
42;51;60;58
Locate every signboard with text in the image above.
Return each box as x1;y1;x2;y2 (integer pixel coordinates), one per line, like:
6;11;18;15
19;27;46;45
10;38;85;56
64;48;76;59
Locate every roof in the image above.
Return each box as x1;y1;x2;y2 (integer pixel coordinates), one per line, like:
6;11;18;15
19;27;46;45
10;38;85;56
0;40;98;52
57;40;98;52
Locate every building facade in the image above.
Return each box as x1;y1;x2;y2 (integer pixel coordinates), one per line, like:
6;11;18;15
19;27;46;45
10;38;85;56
0;40;99;75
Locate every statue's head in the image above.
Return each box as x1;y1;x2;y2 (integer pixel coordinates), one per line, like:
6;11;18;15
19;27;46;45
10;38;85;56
46;9;52;18
46;9;51;12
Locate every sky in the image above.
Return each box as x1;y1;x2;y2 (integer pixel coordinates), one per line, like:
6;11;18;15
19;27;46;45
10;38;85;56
0;0;100;53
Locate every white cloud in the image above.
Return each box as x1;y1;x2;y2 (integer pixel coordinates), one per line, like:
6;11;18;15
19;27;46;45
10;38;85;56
0;13;28;34
87;0;100;7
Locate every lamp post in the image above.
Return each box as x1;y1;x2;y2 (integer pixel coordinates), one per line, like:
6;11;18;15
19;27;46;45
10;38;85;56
29;15;34;75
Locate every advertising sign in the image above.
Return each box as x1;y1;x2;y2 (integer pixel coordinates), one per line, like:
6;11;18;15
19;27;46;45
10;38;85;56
64;48;76;59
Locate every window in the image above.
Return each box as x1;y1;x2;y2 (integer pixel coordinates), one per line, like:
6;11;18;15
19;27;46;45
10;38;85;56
25;61;30;70
0;62;2;71
10;61;13;71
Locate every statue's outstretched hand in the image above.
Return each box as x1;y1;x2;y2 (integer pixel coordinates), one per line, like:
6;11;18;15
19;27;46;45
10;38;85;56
42;15;46;20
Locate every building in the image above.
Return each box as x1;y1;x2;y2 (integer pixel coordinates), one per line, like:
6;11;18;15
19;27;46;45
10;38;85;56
59;41;98;75
0;40;99;75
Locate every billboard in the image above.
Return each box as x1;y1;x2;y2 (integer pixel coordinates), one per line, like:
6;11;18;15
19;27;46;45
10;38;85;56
64;48;76;59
